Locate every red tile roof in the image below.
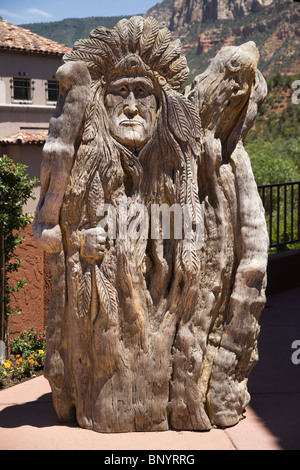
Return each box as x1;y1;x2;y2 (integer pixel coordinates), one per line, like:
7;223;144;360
0;129;48;145
0;19;71;56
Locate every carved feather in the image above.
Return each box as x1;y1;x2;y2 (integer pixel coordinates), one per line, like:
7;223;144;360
182;239;199;274
128;16;144;53
114;18;129;55
180;95;201;139
89;26;112;39
148;28;171;65
186;155;202;227
87;171;104;227
139;16;159;57
82;81;103;142
168;56;188;76
167;92;201;142
63;50;104;77
95;264;118;326
180;163;187;208
169;69;190;91
183;182;200;266
180;150;201;275
157;39;182;69
73;39;116;66
167;93;191;142
89;26;121;52
77;267;92;317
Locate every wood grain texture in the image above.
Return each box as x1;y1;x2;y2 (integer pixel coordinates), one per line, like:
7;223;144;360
33;17;269;432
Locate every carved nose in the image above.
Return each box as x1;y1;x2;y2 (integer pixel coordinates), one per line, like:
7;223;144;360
124;92;138;115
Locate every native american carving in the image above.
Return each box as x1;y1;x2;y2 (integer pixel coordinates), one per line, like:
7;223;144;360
33;16;269;432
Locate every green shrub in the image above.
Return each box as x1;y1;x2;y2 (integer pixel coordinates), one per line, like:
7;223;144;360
0;155;38;355
10;327;46;357
0;327;46;386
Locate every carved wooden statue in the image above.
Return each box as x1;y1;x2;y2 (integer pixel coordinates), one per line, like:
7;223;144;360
33;16;269;432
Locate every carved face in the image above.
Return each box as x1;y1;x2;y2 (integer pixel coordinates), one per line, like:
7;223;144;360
105;75;158;151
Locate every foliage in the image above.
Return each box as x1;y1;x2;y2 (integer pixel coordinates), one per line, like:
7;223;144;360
245;72;300;186
0;155;38;318
19;15;133;48
0;327;46;385
246;77;300;145
246;137;300;186
244;72;300;253
10;327;46;356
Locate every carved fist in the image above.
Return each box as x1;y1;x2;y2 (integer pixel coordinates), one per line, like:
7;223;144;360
80;227;107;260
32;222;63;254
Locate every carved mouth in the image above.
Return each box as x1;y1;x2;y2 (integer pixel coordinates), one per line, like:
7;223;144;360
120;120;143;126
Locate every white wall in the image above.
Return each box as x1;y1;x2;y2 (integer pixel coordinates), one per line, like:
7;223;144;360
0;51;63;138
0;51;64;212
0;143;43;213
0;79;5;102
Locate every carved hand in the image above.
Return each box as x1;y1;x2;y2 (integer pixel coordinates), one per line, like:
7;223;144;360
32;221;63;254
80;227;107;260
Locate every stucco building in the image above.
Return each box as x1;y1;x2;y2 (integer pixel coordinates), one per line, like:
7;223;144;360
0;18;71;212
0;19;71;336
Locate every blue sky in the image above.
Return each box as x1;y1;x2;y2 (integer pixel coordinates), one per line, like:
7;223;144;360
0;0;162;24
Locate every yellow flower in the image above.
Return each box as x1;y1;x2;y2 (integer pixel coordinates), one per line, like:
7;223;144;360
3;371;7;375
4;361;11;368
38;350;44;355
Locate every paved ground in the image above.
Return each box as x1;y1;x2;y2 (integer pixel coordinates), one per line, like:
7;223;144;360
0;287;299;451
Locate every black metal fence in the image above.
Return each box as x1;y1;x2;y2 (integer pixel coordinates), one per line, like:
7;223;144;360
258;181;300;249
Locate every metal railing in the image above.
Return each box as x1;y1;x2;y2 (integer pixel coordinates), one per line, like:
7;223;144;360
258;181;300;249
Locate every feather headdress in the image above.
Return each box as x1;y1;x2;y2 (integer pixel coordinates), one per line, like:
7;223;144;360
63;16;189;90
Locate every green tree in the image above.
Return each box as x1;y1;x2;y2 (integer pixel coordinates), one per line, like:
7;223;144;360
246;137;300;185
0;155;38;358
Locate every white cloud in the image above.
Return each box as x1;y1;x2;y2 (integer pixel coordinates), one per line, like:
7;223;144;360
0;9;23;19
26;8;53;18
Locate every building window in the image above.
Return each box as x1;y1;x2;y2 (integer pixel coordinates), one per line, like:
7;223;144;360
11;76;33;101
46;79;59;102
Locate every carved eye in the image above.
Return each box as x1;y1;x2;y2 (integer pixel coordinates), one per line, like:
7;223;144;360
228;59;240;72
134;86;148;98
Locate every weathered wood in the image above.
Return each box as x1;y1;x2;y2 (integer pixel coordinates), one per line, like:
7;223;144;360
33;17;269;432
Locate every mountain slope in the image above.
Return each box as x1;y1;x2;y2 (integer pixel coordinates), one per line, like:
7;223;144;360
180;0;300;80
18;15;133;48
18;0;300;78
